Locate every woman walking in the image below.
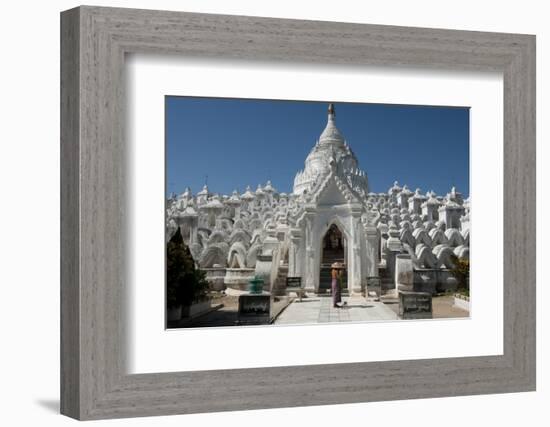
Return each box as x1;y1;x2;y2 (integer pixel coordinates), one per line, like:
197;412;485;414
331;262;343;308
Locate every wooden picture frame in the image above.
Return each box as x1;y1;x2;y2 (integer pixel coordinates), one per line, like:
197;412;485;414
60;5;536;420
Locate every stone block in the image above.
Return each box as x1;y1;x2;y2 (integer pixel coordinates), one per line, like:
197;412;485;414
238;293;272;325
398;291;433;319
413;269;437;294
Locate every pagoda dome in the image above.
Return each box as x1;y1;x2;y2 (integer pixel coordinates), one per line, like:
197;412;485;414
263;180;276;193
240;185;255;201
255;184;265;197
319;103;345;145
293;103;366;196
197;184;209;196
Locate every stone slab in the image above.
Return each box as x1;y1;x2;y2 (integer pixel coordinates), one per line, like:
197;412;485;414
238;293;272;324
398;291;433;320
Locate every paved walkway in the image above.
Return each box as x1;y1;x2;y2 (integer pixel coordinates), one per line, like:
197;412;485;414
274;295;398;325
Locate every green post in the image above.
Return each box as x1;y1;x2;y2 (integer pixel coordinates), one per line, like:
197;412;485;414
248;276;264;294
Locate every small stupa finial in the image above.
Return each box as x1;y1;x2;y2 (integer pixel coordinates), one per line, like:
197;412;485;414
328;103;335;117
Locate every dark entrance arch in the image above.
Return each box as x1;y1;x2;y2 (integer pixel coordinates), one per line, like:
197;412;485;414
319;224;347;293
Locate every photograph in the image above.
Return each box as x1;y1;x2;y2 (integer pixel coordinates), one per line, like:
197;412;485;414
165;98;471;328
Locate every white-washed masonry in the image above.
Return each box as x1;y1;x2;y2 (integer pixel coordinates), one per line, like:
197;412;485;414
166;104;470;296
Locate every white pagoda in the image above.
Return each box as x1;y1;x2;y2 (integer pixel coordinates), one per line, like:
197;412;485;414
167;104;469;295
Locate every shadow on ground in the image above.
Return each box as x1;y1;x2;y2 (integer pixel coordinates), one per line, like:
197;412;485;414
35;399;59;414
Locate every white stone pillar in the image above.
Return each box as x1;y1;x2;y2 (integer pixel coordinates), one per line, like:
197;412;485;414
288;228;302;278
365;226;379;277
348;214;363;295
395;254;414;294
303;215;316;293
385;225;403;298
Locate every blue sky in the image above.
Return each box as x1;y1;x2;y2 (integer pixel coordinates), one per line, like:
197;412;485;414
166;97;469;198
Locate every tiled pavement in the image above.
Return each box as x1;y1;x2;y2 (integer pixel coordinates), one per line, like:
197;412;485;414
273;295;398;325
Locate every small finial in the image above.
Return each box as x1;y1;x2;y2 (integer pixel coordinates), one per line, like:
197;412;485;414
328;103;335;117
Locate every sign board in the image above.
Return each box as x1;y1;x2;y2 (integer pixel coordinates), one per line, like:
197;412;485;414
398;291;433;319
286;277;305;301
286;277;302;289
238;294;271;324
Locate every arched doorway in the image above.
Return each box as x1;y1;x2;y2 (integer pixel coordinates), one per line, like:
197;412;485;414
319;224;347;293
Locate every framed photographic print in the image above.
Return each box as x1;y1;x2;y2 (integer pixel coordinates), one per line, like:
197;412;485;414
61;5;536;420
